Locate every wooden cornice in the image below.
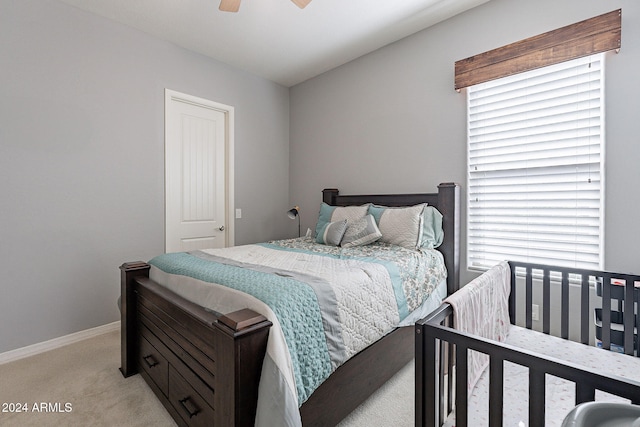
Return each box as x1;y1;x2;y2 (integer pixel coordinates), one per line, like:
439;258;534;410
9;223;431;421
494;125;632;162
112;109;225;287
455;9;621;90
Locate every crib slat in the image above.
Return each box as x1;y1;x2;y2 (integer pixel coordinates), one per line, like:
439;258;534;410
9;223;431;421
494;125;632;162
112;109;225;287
509;265;516;324
488;357;504;427
456;344;468;427
421;326;436;427
529;368;545;427
601;274;612;350
561;271;569;339
416;304;456;427
580;273;590;345
631;286;640;360
576;382;595;404
543;269;550;334
446;316;454;418
438;335;446;426
526;267;533;329
624;275;635;355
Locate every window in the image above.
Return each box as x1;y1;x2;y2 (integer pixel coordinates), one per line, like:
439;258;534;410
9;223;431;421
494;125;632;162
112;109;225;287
467;54;604;271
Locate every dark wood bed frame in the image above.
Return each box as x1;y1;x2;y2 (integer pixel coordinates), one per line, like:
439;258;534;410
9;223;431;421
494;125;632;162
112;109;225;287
120;182;460;426
416;261;640;427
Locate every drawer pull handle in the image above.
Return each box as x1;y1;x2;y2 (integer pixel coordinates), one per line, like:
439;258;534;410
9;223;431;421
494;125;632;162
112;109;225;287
142;354;159;368
179;397;200;419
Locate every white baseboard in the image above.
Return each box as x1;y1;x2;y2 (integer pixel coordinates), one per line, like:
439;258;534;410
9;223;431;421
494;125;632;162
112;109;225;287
0;321;120;366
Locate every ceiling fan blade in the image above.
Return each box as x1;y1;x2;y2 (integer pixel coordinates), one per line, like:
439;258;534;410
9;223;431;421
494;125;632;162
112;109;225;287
219;0;241;12
291;0;311;9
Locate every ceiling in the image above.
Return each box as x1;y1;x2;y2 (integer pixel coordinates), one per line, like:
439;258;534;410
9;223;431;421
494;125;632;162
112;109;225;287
58;0;489;87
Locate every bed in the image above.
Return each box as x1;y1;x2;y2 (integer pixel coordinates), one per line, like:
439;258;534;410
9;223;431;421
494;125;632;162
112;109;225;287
416;261;640;427
120;182;460;427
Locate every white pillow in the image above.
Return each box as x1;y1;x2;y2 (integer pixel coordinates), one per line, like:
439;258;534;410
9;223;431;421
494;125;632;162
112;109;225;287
368;204;425;249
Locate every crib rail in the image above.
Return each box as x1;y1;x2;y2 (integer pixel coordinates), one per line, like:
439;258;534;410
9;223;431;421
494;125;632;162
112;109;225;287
508;261;639;355
415;262;640;427
417;313;640;427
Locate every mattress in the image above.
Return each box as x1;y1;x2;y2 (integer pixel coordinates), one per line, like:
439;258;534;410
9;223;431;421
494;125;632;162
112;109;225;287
148;236;447;427
445;325;640;427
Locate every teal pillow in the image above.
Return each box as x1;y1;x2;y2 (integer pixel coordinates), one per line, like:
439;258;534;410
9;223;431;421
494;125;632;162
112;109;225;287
314;203;336;238
316;219;348;246
421;206;444;249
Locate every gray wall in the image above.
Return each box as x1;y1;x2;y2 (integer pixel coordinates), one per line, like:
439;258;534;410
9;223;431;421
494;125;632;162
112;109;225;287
0;0;291;353
290;0;640;286
3;0;639;355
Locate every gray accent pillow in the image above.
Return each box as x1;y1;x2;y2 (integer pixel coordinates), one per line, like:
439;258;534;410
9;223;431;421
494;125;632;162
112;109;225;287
316;219;348;246
341;215;382;248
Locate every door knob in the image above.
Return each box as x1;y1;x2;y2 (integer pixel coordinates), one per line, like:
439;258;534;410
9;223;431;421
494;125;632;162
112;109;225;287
219;225;225;231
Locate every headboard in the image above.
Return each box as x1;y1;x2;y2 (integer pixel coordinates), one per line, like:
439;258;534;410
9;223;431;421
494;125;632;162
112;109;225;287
322;182;460;295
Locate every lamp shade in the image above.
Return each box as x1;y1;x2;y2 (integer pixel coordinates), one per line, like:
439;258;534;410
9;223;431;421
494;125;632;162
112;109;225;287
287;206;300;219
287;206;301;237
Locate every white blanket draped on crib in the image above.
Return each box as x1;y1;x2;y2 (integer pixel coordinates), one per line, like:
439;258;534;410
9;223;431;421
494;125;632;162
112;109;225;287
443;260;511;393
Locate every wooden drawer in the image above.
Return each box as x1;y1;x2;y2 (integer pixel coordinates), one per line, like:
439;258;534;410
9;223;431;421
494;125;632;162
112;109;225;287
138;329;169;396
169;365;215;427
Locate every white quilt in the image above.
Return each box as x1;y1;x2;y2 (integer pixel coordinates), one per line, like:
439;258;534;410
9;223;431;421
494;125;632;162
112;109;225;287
148;237;447;426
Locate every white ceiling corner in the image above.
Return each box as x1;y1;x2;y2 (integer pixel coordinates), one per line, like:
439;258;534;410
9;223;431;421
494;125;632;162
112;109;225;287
57;0;490;87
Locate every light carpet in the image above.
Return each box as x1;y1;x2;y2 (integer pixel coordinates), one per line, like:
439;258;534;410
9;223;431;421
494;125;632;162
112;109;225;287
0;330;414;426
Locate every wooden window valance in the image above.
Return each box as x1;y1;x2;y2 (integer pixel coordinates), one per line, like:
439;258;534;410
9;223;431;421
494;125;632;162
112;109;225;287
454;9;621;91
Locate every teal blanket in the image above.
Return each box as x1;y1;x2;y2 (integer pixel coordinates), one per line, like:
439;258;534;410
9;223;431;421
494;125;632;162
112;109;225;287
149;251;331;403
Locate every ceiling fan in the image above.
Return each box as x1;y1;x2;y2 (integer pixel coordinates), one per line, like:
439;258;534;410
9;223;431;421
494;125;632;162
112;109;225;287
219;0;311;12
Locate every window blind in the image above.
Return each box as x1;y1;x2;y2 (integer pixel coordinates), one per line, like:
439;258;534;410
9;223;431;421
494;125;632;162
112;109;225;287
467;54;604;271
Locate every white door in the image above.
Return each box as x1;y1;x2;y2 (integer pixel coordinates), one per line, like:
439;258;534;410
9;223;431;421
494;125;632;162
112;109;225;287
165;89;234;252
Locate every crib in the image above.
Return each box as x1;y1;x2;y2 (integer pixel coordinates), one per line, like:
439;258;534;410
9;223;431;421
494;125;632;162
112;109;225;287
415;261;640;427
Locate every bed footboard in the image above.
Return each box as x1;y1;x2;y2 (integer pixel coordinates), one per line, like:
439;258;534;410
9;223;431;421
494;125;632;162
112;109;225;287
120;262;272;427
416;263;640;427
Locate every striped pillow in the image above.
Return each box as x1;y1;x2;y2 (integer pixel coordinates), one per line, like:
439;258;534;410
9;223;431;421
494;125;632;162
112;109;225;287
314;203;369;239
315;219;348;246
